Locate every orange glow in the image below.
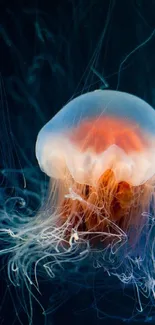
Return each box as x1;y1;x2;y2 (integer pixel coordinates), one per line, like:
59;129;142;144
53;116;154;247
70;117;148;153
36;91;155;250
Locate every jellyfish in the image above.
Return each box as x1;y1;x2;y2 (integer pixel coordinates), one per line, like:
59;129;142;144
2;90;155;323
35;89;155;252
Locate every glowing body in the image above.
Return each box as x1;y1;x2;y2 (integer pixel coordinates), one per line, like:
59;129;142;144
35;90;155;247
2;90;155;322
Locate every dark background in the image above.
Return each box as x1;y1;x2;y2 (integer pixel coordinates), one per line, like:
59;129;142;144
1;0;155;324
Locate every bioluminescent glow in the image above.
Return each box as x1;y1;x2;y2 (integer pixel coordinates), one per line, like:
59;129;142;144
1;89;155;323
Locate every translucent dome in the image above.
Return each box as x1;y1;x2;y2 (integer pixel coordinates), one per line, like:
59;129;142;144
36;90;155;186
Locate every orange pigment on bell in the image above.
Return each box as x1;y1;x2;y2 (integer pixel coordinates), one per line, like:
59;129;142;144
70;117;148;153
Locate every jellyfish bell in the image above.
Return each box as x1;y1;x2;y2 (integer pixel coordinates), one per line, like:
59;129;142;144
36;90;155;186
35;90;155;249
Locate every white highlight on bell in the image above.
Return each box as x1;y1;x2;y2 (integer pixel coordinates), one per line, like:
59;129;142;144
38;134;154;186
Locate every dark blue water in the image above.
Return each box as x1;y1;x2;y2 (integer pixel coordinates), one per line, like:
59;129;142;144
1;0;155;324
